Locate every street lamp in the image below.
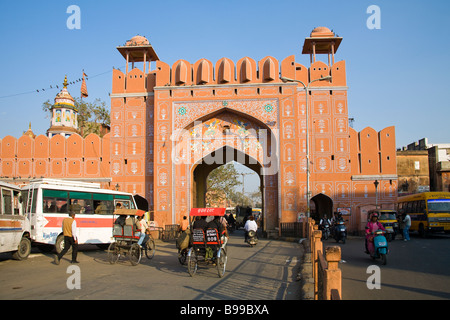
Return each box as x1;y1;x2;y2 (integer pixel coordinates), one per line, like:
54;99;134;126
280;75;332;218
374;180;379;209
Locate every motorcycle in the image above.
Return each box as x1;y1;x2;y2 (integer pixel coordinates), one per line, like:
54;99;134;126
246;230;258;247
333;221;347;244
320;223;331;240
366;229;388;265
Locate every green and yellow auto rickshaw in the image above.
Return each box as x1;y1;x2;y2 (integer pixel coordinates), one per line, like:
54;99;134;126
367;209;398;241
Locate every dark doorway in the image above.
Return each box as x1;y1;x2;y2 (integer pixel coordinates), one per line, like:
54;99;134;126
310;193;333;222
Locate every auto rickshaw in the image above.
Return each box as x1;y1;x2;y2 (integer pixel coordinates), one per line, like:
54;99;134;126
186;208;228;278
107;208;155;266
367;209;398;241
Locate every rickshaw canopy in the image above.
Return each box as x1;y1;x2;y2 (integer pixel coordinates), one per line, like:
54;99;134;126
189;208;226;217
114;208;145;216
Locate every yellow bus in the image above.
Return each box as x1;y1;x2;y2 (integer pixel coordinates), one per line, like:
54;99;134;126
396;192;450;236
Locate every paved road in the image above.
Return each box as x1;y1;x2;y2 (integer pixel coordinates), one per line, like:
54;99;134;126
322;233;450;300
0;230;303;300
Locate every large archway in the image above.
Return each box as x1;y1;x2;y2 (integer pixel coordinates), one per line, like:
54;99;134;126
169;109;279;231
310;193;333;222
191;146;267;230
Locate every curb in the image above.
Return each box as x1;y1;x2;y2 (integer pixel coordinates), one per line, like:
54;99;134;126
298;239;314;300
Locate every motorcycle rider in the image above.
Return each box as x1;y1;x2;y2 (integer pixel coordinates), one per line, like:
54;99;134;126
319;214;330;228
244;215;258;242
319;214;331;239
365;212;385;254
331;212;344;237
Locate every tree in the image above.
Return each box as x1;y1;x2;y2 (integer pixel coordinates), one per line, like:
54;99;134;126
206;163;241;207
42;97;110;137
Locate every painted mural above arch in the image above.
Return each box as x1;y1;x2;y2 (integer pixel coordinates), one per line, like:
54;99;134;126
172;110;278;173
172;98;278;131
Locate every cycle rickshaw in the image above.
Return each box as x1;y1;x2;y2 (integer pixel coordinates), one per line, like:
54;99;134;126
186;208;228;278
107;209;156;266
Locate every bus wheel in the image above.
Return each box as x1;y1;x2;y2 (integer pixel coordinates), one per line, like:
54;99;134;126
55;234;72;255
418;224;427;238
12;237;31;260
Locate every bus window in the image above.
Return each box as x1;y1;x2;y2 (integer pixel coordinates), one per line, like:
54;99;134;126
43;199;58;213
411;201;418;213
68;199;93;214
69;192;93;214
2;189;12;215
93;193;114;215
94;200;114;215
13;191;20;215
43;189;68;214
114;195;134;209
418;200;425;213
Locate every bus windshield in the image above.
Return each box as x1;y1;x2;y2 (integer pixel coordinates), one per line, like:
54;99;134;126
379;213;396;220
427;199;450;213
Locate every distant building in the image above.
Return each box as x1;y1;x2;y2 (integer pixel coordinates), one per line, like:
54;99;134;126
397;138;450;194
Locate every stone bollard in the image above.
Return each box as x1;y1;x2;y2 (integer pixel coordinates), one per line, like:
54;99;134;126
313;229;322;300
324;246;342;300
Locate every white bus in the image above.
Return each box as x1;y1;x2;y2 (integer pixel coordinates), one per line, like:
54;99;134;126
0;181;31;260
21;179;138;253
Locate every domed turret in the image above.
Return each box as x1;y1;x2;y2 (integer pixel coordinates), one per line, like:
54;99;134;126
125;35;150;47
116;34;159;75
310;26;335;38
46;76;79;138
302;26;343;65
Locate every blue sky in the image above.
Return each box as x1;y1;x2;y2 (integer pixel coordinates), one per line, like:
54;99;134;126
0;0;449;191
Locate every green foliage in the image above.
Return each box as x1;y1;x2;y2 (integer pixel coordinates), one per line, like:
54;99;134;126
42;97;110;137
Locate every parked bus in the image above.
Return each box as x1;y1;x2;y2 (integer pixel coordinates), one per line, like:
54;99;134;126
21;179;137;253
396;192;450;236
0;181;31;260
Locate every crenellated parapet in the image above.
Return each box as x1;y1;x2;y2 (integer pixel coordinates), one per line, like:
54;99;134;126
349;126;397;176
111;55;347;93
0;133;111;185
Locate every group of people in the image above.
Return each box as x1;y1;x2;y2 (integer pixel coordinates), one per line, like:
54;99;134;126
177;213;259;248
365;211;411;243
54;202;152;265
54;205;260;265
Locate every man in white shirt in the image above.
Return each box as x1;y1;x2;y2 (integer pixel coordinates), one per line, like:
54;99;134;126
244;215;258;242
54;212;78;264
403;213;411;241
137;215;149;247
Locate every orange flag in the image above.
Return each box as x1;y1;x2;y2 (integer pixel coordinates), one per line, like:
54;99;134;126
81;71;88;98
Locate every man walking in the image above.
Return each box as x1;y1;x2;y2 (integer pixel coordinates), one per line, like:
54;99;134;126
403;212;411;241
54;212;79;264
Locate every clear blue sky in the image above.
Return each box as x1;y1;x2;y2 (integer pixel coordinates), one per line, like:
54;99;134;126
0;0;449;191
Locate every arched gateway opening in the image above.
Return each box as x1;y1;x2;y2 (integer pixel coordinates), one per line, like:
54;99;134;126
192;147;265;230
310;193;333;222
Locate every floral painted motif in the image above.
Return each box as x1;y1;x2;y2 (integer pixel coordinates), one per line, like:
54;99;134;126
264;104;274;113
177;106;187;116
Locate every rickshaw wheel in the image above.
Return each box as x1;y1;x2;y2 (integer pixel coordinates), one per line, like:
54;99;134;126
178;248;187;265
216;248;227;278
145;239;156;259
187;248;198;277
129;243;142;266
107;242;120;264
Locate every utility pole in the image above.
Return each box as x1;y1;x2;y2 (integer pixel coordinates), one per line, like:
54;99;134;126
240;172;252;206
